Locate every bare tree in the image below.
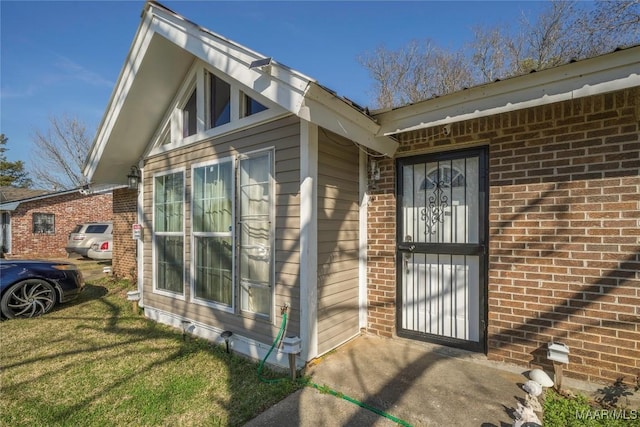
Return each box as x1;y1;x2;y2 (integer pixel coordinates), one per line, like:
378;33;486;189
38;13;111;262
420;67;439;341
429;50;474;96
358;40;473;109
575;0;640;58
361;0;640;109
470;26;507;83
358;41;422;109
30;115;91;190
524;1;578;70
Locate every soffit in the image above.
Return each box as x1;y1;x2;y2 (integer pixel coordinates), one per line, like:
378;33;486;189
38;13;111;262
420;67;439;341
89;34;193;185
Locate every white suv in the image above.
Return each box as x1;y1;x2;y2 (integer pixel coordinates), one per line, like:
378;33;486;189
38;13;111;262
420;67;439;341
65;222;113;258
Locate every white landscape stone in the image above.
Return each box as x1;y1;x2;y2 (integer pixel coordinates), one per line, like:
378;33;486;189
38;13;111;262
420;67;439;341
529;368;554;388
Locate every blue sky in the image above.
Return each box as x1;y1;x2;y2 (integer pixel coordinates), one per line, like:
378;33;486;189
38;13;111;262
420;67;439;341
1;1;549;165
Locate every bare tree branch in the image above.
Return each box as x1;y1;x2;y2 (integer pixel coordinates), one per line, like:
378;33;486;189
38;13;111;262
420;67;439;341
30;115;91;190
360;0;640;108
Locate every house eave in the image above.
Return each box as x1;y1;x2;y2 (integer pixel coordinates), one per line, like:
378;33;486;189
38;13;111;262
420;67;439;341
84;1;399;186
376;45;640;136
302;83;399;157
85;2;338;185
0;185;117;211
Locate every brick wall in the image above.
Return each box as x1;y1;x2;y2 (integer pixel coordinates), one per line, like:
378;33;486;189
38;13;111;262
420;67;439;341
112;188;138;281
7;192;113;258
367;159;397;338
367;87;640;384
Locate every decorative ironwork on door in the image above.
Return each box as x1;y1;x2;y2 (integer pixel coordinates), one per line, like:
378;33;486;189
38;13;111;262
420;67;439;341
421;176;447;235
397;148;487;353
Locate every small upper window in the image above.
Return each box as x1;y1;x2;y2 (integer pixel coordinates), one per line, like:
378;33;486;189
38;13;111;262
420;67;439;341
183;89;197;138
33;213;55;234
208;74;231;128
244;94;267;117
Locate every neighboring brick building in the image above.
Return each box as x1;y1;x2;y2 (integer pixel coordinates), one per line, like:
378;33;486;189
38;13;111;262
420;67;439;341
0;188;113;258
367;72;639;384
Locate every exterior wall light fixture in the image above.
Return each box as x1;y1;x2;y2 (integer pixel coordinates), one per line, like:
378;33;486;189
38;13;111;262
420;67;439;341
127;165;141;190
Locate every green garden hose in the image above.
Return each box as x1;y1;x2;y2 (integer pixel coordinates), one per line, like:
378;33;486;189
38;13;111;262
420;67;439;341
257;311;288;384
257;310;413;426
306;381;412;427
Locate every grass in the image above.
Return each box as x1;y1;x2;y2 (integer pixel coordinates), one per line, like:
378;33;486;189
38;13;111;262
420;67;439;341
0;276;301;427
543;389;640;427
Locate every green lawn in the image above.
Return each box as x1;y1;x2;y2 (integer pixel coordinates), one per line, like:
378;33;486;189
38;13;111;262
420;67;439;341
0;278;300;427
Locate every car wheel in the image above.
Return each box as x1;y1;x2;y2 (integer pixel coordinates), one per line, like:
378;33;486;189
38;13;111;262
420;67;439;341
0;279;57;318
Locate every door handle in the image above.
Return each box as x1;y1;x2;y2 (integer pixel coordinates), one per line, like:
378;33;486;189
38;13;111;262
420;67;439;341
398;243;416;252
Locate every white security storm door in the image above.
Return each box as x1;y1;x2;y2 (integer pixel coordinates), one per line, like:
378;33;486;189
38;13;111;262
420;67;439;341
397;148;487;352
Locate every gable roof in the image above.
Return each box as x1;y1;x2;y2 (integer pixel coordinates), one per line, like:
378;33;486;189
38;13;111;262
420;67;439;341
0;187;81;212
0;185;116;212
375;45;640;136
84;1;398;185
0;187;48;203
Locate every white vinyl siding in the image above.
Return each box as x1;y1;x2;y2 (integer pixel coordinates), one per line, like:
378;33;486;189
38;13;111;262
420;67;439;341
316;130;360;354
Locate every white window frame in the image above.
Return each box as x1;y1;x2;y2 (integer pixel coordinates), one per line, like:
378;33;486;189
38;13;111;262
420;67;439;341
190;156;235;312
237;147;276;320
152;167;186;300
149;61;285;157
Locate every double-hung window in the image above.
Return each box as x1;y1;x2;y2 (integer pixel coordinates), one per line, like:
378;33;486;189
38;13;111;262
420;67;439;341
192;160;234;308
154;170;185;295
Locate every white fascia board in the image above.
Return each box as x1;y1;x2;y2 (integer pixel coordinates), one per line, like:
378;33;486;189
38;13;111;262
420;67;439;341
148;6;310;114
84;10;155;182
377;46;640;135
302;83;398;157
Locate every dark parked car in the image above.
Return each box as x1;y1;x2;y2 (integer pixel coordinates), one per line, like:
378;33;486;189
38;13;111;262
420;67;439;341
0;259;85;318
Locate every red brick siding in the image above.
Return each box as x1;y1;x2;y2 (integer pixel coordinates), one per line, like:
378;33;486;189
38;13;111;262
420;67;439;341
112;188;138;281
7;192;113;258
367;87;640;384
